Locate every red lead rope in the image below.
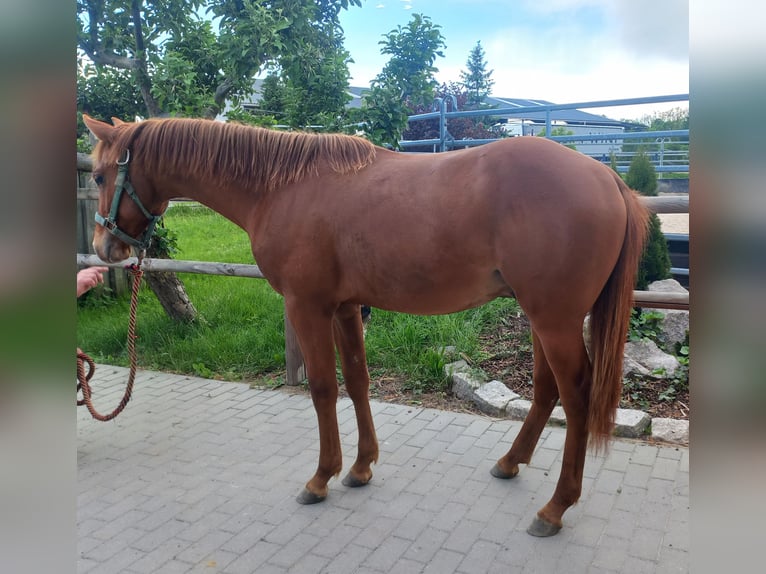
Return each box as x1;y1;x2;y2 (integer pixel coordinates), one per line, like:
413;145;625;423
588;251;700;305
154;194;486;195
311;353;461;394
77;262;144;421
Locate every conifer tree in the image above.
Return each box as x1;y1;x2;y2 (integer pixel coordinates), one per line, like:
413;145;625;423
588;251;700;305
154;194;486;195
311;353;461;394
459;41;494;107
626;150;672;289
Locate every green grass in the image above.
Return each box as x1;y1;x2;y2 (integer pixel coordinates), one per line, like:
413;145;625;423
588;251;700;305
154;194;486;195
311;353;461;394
77;204;520;390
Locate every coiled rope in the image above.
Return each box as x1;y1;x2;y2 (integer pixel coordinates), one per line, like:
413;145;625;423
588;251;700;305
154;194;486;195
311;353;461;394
77;260;143;421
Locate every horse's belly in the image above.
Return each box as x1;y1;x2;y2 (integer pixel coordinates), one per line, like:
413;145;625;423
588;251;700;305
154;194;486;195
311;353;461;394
360;269;511;316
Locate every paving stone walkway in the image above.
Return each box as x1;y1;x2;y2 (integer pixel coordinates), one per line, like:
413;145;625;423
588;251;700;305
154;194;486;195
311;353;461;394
78;366;689;573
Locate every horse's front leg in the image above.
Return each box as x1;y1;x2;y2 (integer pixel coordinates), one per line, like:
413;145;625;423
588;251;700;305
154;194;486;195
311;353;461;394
285;300;343;504
333;303;379;488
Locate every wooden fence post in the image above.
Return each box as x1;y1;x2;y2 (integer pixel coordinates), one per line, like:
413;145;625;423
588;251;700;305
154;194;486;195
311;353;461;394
284;308;306;386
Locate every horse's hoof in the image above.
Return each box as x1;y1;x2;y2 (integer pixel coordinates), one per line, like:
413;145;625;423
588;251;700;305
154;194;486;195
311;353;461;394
490;462;518;479
342;472;370;488
296;488;326;505
527;515;562;537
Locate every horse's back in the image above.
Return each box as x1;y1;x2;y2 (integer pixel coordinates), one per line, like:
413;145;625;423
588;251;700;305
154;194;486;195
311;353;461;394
258;137;631;318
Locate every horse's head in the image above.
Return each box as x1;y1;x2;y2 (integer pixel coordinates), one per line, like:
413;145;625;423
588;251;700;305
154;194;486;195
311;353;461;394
82;114;166;262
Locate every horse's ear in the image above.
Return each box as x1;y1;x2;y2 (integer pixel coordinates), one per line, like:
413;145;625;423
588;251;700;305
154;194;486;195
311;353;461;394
111;117;126;126
82;113;116;144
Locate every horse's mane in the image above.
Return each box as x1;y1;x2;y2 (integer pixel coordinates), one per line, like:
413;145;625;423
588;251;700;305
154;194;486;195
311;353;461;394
98;118;377;192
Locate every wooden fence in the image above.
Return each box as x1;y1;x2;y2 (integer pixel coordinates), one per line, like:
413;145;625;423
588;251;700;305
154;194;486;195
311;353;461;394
77;153;688;385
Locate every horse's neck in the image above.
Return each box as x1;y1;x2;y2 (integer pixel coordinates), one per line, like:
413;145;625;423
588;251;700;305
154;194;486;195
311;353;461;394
163;175;258;231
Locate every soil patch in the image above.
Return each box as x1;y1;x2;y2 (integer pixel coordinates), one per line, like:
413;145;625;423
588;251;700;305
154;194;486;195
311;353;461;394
277;312;689;421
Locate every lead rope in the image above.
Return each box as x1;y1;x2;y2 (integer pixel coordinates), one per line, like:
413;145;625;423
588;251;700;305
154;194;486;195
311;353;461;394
77;255;144;421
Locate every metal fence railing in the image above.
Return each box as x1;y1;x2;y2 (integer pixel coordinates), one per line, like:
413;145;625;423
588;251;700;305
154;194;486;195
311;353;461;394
399;94;689;174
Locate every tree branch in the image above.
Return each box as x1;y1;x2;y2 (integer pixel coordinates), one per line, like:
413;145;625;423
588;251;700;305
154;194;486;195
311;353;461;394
81;46;137;70
131;0;162;117
205;77;237;119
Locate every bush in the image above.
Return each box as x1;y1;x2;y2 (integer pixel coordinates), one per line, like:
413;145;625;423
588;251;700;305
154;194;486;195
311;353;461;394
626;150;658;196
637;214;672;289
625;150;671;288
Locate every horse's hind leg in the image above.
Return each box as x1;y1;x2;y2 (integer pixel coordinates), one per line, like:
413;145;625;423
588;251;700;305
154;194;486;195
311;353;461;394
527;324;592;536
492;328;559;479
333;303;379;488
284;300;343;504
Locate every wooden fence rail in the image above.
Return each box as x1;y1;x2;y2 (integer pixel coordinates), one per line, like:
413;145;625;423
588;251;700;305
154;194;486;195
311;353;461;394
77;249;688;388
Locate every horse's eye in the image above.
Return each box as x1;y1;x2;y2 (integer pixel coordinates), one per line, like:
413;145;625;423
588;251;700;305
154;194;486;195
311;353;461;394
93;174;104;186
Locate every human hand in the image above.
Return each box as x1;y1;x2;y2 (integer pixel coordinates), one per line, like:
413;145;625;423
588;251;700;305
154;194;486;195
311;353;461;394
77;266;109;297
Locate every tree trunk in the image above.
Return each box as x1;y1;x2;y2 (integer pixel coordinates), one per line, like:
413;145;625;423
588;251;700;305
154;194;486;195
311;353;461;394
142;268;198;323
142;238;198;323
131;0;163;118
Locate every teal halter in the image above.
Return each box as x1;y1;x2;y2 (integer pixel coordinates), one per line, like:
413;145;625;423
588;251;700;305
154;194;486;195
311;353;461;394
94;150;160;252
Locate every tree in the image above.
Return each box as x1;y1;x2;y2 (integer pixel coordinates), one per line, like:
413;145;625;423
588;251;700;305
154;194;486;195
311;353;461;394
637;107;689;131
253;72;288;122
356;13;446;147
459;41;494;107
537;126;577;150
279;13;354;129
376;13;446;107
77;1;362;321
77;59;143;123
401;82;499;151
626;150;672;289
626;150;659;197
77;0;361;120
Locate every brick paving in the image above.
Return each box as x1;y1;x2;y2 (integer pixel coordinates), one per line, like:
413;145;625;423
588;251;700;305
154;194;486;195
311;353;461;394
78;366;689;573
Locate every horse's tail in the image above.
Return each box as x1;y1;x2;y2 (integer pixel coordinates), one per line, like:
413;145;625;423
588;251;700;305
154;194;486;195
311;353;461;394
588;175;650;451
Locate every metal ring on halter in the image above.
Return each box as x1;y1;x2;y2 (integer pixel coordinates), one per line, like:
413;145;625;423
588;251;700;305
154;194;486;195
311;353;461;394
117;149;131;165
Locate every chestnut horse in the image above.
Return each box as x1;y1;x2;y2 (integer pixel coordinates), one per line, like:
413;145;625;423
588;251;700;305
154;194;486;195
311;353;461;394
83;115;648;536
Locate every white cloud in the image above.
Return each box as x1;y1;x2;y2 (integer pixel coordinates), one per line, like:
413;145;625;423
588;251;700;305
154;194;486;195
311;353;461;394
345;0;689;119
610;1;688;62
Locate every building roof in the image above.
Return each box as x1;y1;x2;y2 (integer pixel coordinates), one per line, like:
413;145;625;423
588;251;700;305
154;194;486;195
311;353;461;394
245;81;631;127
330;89;634;128
482;96;631;127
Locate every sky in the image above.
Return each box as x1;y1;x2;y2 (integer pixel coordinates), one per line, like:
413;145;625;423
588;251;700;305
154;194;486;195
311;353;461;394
338;0;689;120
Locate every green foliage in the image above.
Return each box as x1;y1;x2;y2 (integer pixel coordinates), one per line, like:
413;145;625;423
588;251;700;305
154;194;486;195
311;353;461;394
401;82;500;148
357;84;410;147
149;25;220;117
636;214;672;290
624;311;690;410
636;107;689;131
459;41;494;107
149;218;180;257
537;126;577;150
77;1;362;119
77;58;144;122
255;72;288;121
225;106;278;128
626;149;658;196
354;13;446;147
625;149;671;288
376;13;446;107
77;130;93;154
629;309;665;342
279;24;353;128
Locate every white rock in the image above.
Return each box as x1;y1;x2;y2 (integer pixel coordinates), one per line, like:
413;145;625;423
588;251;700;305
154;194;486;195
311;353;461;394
624;339;681;378
647;279;690;349
647;279;688;294
506;399;532;420
550;406;567;426
651;417;689;444
614;408;651;438
473;381;519;417
446;360;482;401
